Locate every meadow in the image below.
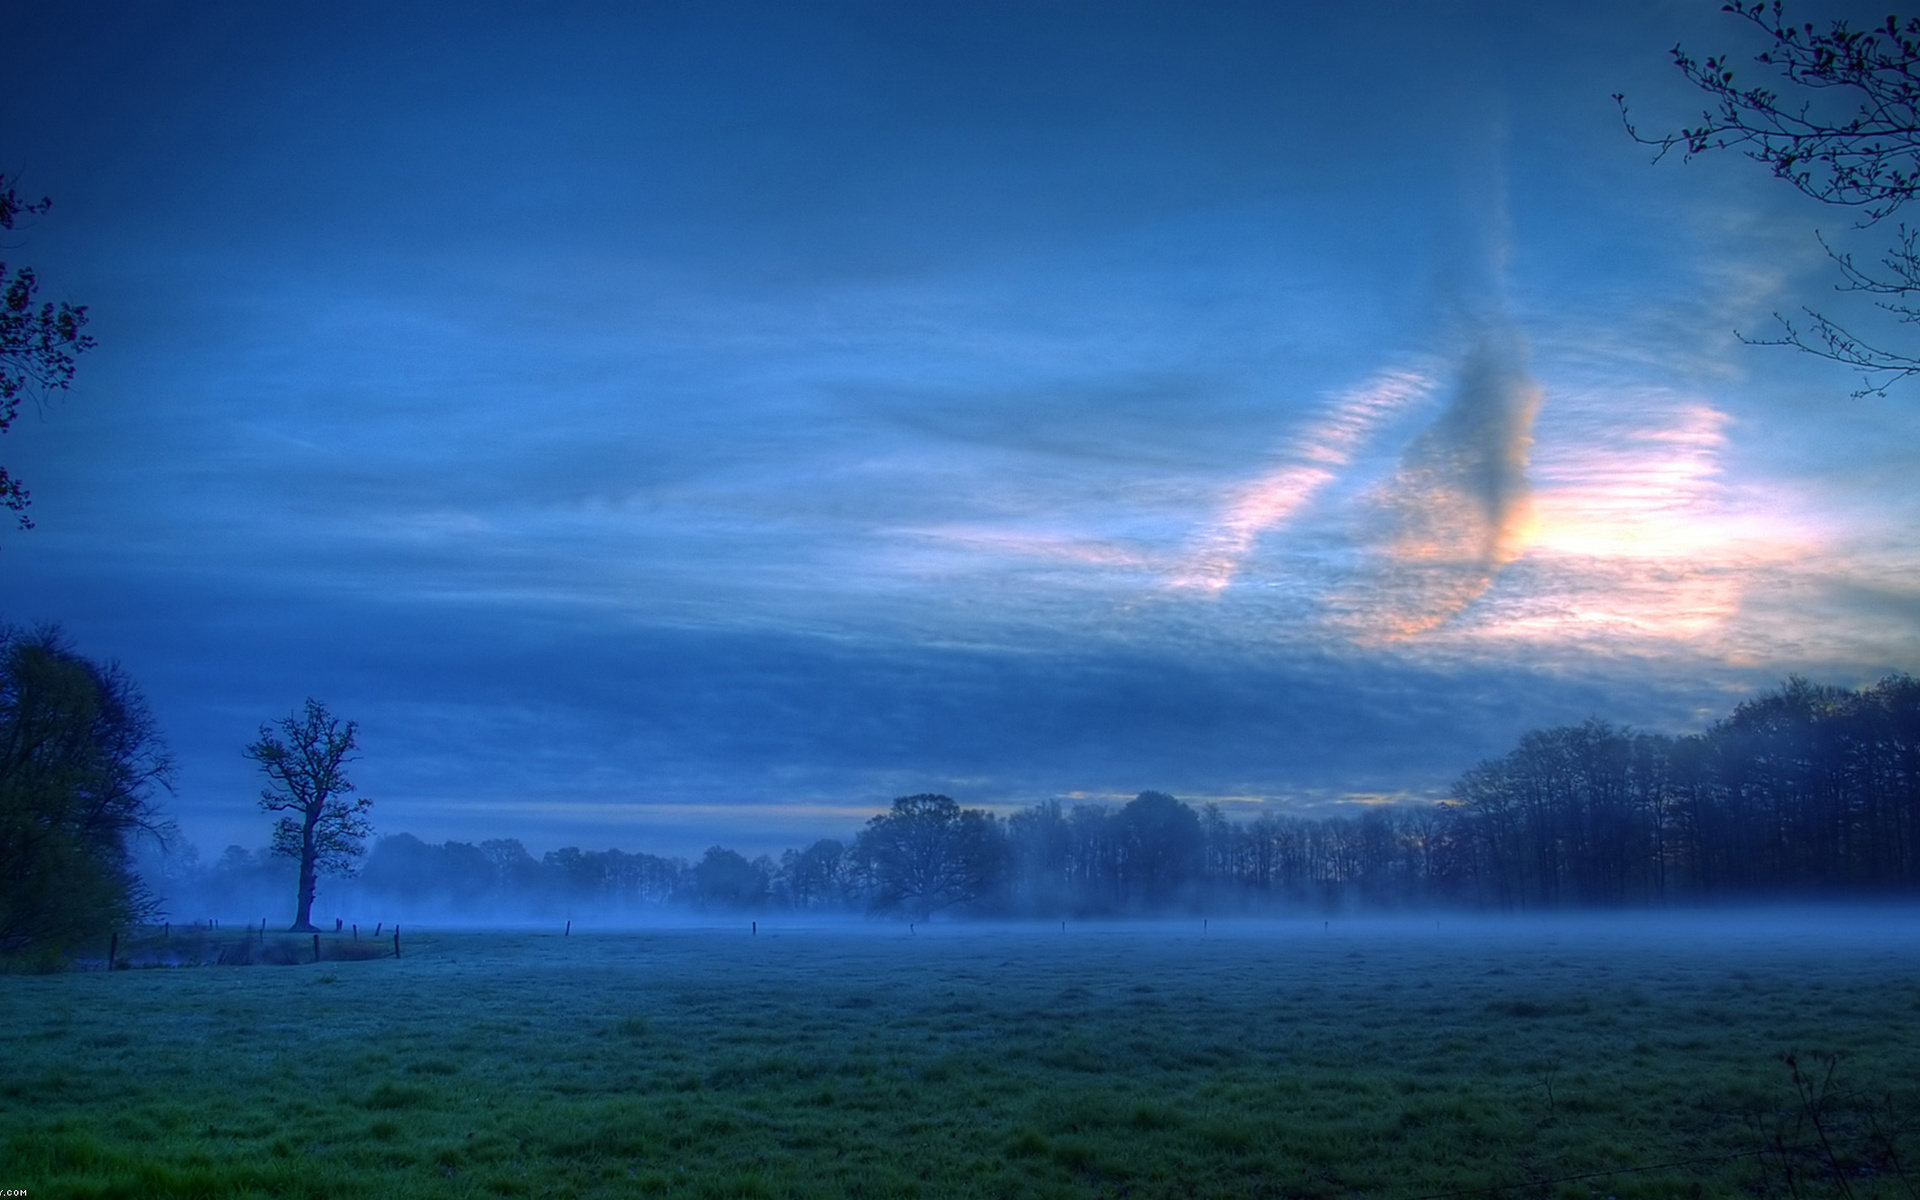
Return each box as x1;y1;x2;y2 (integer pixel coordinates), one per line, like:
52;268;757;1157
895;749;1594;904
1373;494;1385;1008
5;911;1920;1199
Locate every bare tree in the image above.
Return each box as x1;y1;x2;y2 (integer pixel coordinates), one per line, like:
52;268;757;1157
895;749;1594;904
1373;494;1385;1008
1619;3;1920;395
1;174;95;531
245;699;372;932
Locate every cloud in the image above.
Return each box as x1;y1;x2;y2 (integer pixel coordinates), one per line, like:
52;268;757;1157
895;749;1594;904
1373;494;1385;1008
1389;385;1829;666
1171;368;1435;593
1328;327;1542;640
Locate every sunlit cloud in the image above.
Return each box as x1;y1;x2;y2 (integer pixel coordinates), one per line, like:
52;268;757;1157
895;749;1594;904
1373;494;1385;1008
1530;400;1732;560
1410;389;1817;658
1170;368;1435;593
1328;330;1543;641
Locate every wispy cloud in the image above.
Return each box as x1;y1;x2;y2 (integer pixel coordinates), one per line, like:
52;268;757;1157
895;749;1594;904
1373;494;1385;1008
1401;387;1818;660
1170;368;1435;593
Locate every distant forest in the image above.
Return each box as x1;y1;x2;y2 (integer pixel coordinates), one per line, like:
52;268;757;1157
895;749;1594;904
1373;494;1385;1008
152;675;1920;922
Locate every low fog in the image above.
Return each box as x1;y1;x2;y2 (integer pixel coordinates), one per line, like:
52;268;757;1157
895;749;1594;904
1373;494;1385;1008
133;673;1920;932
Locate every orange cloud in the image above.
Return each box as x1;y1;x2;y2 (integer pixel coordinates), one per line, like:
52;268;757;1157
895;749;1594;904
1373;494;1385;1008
1407;393;1817;656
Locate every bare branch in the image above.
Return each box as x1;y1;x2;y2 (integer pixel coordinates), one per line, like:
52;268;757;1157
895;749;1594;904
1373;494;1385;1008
1623;3;1920;395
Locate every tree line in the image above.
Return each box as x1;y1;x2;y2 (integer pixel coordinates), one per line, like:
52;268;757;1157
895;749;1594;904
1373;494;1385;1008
150;673;1920;924
11;617;1919;958
1440;675;1920;907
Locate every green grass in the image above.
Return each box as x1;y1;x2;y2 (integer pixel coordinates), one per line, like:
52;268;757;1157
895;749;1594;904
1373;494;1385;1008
5;914;1919;1198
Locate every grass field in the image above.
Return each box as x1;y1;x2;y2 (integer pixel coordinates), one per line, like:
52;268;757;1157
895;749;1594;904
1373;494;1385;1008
5;911;1920;1199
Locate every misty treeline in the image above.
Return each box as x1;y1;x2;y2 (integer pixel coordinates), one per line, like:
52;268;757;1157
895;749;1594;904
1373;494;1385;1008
1444;675;1920;906
150;674;1920;922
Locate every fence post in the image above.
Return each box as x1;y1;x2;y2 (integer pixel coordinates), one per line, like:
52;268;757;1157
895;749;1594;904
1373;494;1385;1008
312;933;321;964
393;928;401;959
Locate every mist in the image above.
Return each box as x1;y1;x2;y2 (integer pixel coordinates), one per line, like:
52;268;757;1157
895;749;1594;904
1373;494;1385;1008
144;667;1920;932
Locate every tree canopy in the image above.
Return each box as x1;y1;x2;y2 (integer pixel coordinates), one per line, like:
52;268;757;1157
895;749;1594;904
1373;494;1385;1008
246;699;373;932
857;793;1000;918
0;627;172;957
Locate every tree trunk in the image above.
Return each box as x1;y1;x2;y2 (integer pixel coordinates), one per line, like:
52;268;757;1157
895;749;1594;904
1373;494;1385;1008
290;808;321;931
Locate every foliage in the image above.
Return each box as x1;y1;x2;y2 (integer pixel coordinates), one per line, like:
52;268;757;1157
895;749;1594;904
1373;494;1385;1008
0;173;94;530
780;837;849;909
1620;3;1920;394
0;626;171;956
246;698;373;932
1113;790;1203;909
538;842;682;907
856;793;1001;918
690;845;771;911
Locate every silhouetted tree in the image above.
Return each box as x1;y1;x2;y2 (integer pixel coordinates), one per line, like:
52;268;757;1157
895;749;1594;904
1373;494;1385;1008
544;846;604;898
1005;799;1075;913
1439;675;1920;906
245;699;372;932
359;833;437;902
1621;4;1920;393
1113;791;1202;910
0;175;94;532
0;627;172;955
780;838;847;909
1067;802;1120;911
479;838;543;894
858;794;1001;918
359;834;497;907
691;845;768;911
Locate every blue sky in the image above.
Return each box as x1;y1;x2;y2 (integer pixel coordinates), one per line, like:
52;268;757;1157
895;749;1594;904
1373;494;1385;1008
4;1;1918;858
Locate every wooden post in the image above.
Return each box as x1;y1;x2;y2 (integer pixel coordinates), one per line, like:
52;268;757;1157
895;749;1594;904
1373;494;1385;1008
164;922;170;940
375;922;382;937
312;933;321;963
751;921;756;935
565;920;570;936
109;931;118;971
259;918;266;943
352;924;358;941
393;929;401;959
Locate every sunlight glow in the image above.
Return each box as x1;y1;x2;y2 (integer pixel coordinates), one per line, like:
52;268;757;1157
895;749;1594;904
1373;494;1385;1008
1416;395;1816;653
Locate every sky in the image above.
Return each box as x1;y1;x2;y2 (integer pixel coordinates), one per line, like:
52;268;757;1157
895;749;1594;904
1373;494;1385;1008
4;1;1918;860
